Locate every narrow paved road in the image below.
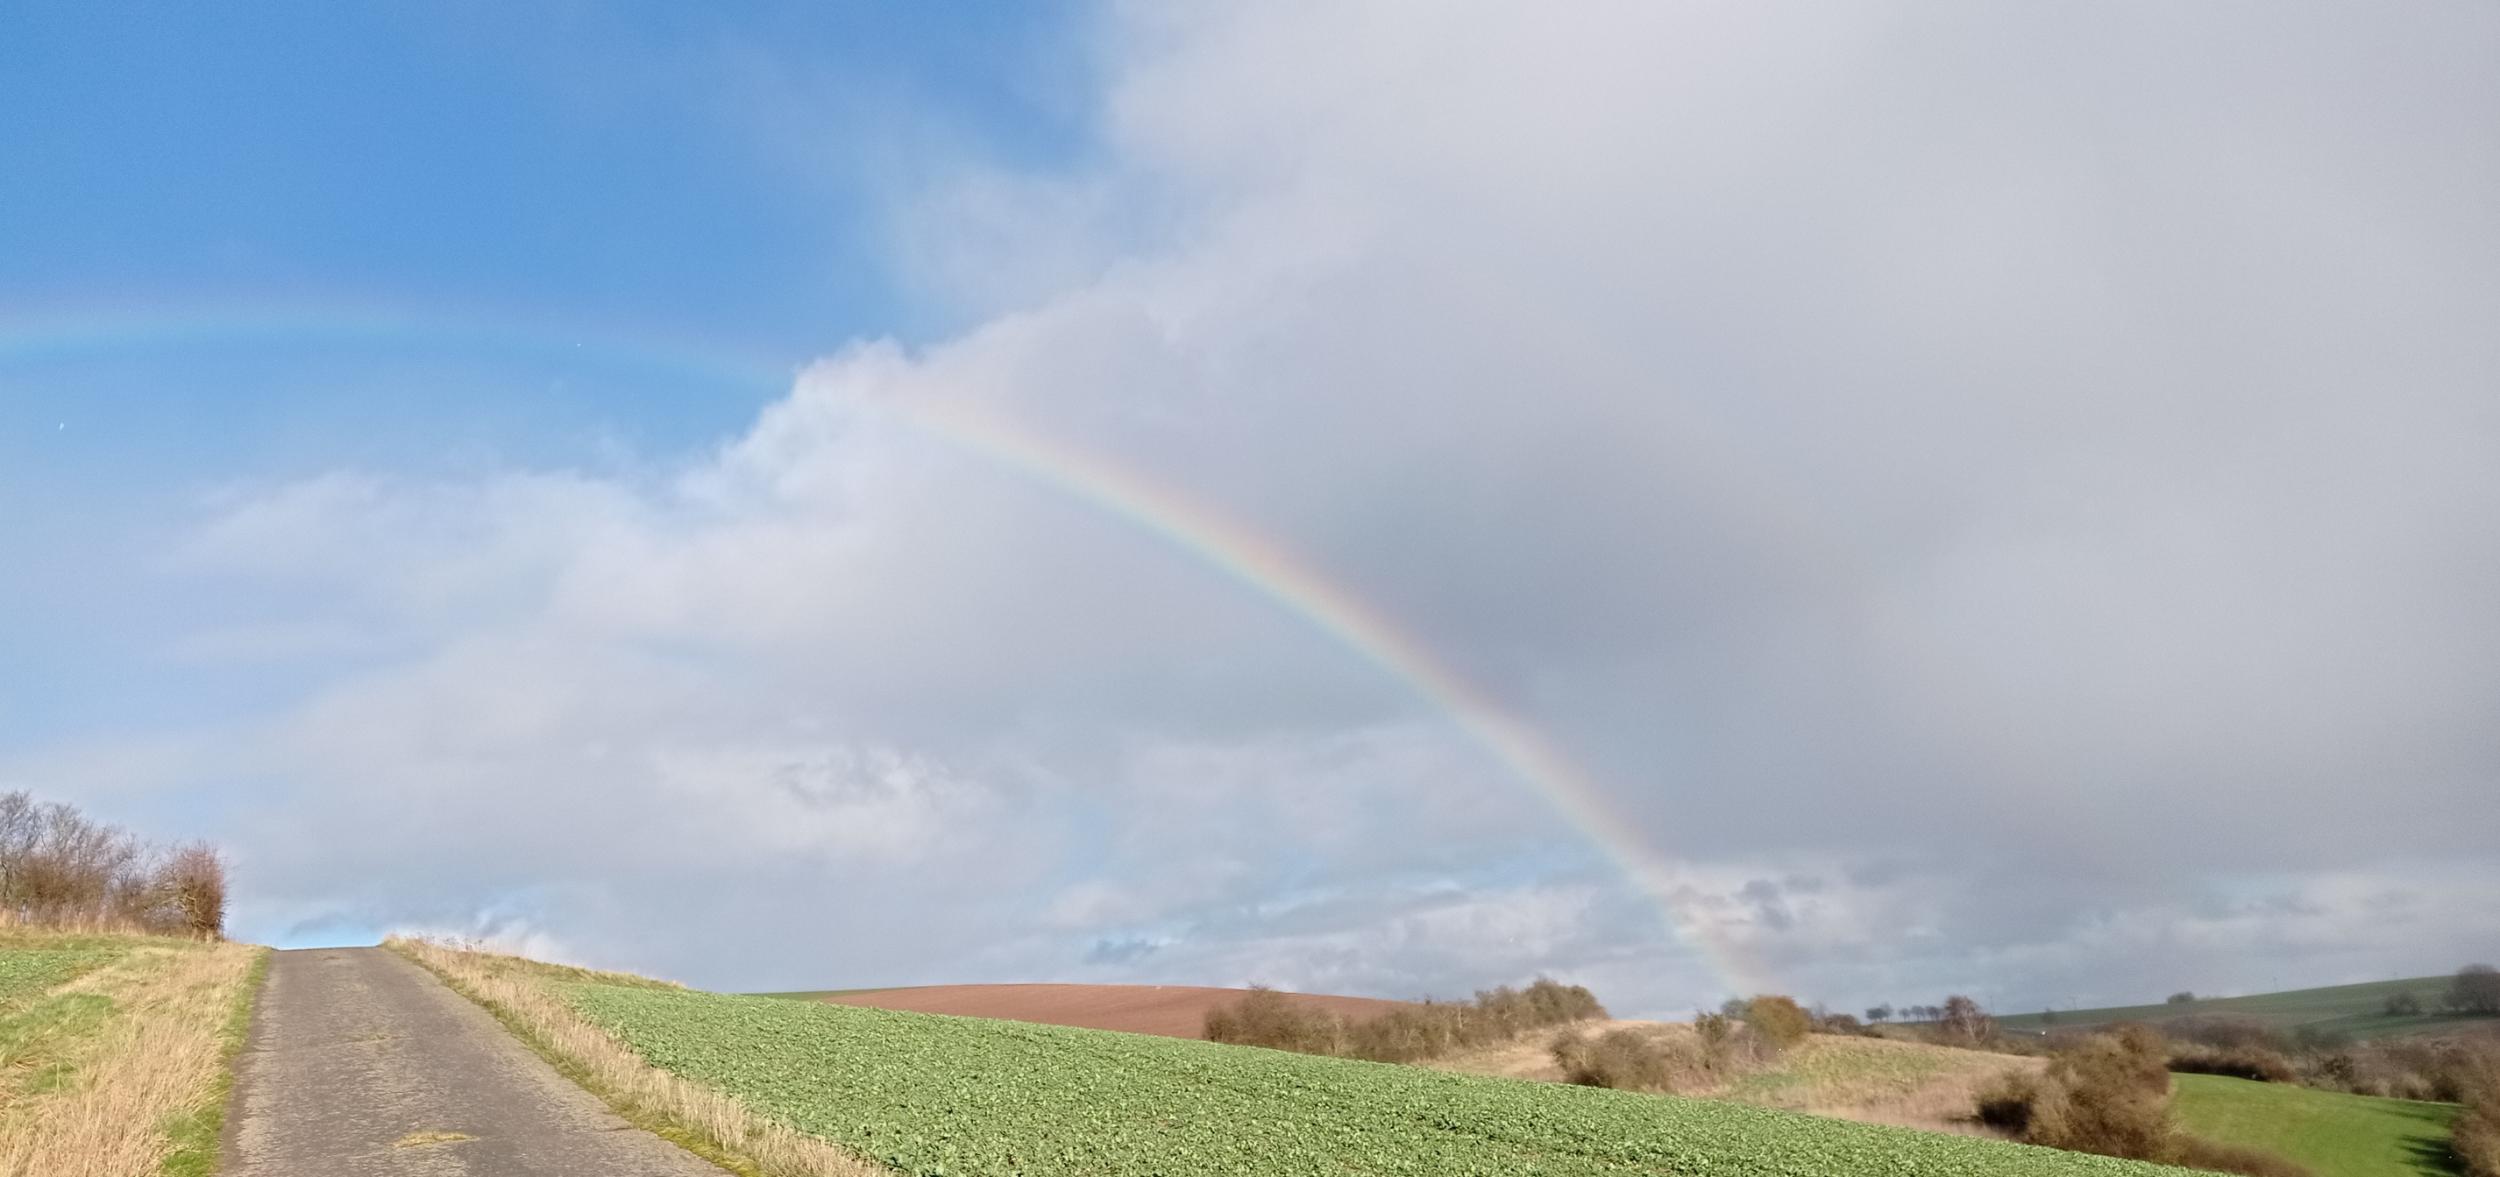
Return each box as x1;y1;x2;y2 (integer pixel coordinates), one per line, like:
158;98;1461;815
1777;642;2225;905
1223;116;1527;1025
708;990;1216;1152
223;947;723;1176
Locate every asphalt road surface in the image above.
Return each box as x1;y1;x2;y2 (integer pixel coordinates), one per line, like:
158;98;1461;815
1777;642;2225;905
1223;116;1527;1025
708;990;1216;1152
221;947;722;1176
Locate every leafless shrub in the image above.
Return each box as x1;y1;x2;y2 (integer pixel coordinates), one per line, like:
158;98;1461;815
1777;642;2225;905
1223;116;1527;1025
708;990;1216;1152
1206;976;1604;1064
1203;986;1345;1054
1978;1024;2311;1177
158;843;228;939
1814;1010;1865;1035
2296;1035;2493;1102
1935;994;1997;1046
2168;1042;2299;1084
1552;1026;1710;1092
0;791;225;937
1745;995;1812;1050
1553;1016;1776;1094
2456;1059;2500;1177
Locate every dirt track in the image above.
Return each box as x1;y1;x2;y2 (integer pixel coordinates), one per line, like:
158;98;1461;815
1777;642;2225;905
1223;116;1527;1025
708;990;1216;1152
819;982;1410;1038
222;947;721;1176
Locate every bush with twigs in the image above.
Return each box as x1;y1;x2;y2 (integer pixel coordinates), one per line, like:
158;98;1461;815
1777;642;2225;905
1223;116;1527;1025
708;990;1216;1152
1977;1025;2310;1177
0;790;226;937
1745;995;1813;1050
2456;1058;2500;1177
1553;1012;1777;1095
1205;977;1605;1063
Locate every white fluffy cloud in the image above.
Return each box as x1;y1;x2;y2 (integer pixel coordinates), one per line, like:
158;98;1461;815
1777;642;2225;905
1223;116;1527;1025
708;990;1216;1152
19;1;2496;1013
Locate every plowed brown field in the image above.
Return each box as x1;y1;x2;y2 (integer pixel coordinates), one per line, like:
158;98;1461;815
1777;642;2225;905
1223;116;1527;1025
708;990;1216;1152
809;983;1411;1039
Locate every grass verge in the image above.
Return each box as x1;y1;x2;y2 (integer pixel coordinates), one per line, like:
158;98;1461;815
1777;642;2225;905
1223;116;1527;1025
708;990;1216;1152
0;936;262;1176
157;945;271;1177
384;936;887;1177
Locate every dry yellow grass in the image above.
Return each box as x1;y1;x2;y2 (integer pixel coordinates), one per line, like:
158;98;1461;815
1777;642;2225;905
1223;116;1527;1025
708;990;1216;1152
386;936;886;1177
1714;1033;2043;1136
0;937;263;1177
1434;1018;2043;1137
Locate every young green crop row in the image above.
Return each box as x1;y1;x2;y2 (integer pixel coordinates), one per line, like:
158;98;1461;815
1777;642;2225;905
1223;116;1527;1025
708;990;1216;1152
563;983;2197;1177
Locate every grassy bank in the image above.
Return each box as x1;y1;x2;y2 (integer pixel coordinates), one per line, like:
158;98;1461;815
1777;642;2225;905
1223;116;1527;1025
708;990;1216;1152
0;930;265;1176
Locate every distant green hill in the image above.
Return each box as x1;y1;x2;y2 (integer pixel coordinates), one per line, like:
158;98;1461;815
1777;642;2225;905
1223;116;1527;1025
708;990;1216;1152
1998;976;2492;1042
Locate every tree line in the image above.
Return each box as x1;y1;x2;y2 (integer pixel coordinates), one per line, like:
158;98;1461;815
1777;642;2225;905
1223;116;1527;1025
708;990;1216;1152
0;790;225;937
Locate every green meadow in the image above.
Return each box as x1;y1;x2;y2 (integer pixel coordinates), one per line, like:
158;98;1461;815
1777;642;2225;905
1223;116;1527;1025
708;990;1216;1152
2172;1073;2459;1177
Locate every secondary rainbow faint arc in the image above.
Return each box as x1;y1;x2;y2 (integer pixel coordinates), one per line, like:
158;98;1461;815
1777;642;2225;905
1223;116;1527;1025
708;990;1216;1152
1;305;1771;996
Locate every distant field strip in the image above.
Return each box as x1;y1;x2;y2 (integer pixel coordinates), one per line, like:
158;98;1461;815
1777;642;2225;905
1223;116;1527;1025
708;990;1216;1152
564;982;2196;1177
1998;976;2489;1041
2173;1074;2460;1177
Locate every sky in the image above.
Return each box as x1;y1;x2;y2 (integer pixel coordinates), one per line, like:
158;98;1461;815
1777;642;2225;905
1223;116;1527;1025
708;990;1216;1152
3;2;2495;1018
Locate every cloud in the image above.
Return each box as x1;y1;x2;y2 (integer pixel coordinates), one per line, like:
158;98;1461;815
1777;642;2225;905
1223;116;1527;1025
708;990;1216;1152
18;1;2496;1014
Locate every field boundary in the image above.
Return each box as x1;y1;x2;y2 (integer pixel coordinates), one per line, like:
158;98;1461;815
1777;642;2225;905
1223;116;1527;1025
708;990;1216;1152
385;937;890;1177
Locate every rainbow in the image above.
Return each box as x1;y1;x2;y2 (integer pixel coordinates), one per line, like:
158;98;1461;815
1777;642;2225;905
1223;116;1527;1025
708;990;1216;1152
2;304;1772;996
898;396;1772;996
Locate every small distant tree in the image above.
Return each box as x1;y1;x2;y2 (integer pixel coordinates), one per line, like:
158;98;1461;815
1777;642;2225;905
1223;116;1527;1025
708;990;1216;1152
2453;965;2500;1016
2383;990;2424;1017
1719;996;1750;1020
1866;1004;1893;1024
2167;991;2197;1005
1938;994;1996;1046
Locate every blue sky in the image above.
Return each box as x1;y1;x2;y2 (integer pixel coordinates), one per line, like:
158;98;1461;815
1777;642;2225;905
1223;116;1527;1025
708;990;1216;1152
4;3;2495;1014
2;1;1076;739
1;1;1106;477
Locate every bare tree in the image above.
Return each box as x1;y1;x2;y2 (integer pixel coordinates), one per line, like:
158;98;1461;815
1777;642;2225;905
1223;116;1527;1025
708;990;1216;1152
2453;964;2500;1016
1939;995;1996;1045
0;790;225;936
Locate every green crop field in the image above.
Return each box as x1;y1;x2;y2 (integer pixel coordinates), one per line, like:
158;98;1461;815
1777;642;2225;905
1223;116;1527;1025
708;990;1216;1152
1997;976;2494;1042
2173;1074;2459;1177
562;981;2194;1177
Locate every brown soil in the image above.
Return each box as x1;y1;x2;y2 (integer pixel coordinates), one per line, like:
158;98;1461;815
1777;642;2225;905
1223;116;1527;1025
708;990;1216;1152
814;983;1412;1039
